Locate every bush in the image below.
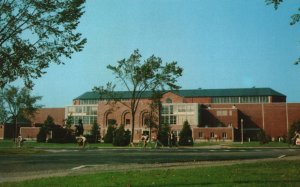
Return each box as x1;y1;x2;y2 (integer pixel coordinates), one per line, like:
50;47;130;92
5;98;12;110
113;125;131;146
257;129;270;144
104;125;115;143
179;121;193;146
36;126;47;143
48;124;76;143
157;123;170;146
90;122;100;143
287;121;300;145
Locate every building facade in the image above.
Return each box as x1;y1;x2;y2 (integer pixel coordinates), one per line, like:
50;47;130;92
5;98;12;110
67;87;300;142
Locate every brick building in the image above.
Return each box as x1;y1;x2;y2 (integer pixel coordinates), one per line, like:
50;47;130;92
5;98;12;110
66;87;300;142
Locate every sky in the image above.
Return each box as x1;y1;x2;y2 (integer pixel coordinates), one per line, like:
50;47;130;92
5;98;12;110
29;0;300;107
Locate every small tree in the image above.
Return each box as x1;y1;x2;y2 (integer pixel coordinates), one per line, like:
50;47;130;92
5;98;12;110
104;125;115;143
90;122;100;143
113;124;131;146
287;121;300;145
257;129;270;145
0;86;42;139
157;123;170;146
37;115;55;142
179;121;193;146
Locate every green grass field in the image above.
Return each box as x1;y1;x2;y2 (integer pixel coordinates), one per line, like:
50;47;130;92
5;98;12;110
1;159;299;187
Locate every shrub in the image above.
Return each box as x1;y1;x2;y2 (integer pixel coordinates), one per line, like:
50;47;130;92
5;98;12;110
257;129;270;144
287;121;300;145
89;122;100;143
36;126;47;143
179;121;193;146
113;124;131;146
104;125;115;143
157;123;170;146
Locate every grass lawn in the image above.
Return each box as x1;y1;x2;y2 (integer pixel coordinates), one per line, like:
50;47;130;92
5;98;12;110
1;159;299;187
0;139;291;149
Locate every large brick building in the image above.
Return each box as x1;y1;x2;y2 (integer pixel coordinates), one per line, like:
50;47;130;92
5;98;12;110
65;87;300;142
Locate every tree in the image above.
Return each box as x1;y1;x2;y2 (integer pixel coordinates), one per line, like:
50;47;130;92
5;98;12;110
0;0;87;88
37;115;55;142
257;128;270;145
287;121;300;145
179;121;194;146
0;85;42;139
94;49;183;144
113;124;131;146
157;123;170;146
104;124;115;143
266;0;300;65
90;122;100;143
0;98;8;124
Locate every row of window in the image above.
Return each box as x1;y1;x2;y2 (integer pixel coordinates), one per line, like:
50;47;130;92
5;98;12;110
80;100;99;105
67;105;98;115
70;116;97;125
198;132;228;139
212;96;269;103
161;104;197;115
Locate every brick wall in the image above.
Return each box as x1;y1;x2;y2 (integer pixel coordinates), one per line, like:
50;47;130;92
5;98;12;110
32;108;65;126
20;127;40;140
0;125;4;139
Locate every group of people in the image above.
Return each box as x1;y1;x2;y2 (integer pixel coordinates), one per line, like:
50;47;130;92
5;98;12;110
140;131;177;148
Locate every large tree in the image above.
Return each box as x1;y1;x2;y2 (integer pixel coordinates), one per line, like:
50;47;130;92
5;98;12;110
94;49;183;144
0;85;42;139
266;0;300;65
0;0;87;88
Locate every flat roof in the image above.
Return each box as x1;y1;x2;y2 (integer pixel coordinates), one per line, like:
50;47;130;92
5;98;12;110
75;88;286;100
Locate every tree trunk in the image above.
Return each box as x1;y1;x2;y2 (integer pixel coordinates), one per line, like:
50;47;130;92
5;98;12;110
131;112;135;144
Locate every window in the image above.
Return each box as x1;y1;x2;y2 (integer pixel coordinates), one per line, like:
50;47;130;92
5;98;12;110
161;106;169;114
170;116;176;124
222;132;227;139
217;110;228;116
166;98;172;103
210;132;215;139
199;132;203;138
125;119;130;125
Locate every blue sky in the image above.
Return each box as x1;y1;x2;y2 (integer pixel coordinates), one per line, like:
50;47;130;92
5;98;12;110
31;0;300;107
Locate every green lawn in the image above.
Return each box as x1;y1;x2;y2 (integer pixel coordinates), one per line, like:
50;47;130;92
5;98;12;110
1;159;299;187
0;139;291;149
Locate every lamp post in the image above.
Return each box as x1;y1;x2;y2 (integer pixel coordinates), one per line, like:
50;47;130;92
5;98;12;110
241;118;244;144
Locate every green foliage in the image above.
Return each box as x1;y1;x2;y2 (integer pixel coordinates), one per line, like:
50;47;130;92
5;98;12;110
113;124;131;146
266;0;300;65
37;125;48;143
257;129;270;144
37;115;55;143
0;86;42;138
94;49;183;143
104;125;115;143
287;120;300;144
63;115;73;129
89;122;100;143
0;0;87;88
157;123;170;146
179;121;194;146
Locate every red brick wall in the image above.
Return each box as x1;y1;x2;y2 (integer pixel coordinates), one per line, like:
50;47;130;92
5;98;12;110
20;127;40;140
184;97;211;103
161;92;184;103
193;127;233;142
32;108;65;126
0;125;4;139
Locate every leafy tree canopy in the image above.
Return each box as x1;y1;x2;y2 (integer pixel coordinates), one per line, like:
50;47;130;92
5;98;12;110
94;49;183;143
0;0;87;88
266;0;300;64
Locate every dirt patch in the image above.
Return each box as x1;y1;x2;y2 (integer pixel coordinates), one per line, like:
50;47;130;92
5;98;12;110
1;155;300;183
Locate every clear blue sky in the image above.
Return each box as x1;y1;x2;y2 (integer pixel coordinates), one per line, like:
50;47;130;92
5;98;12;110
31;0;300;107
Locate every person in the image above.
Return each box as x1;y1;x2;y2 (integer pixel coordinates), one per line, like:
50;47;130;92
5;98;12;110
16;135;25;148
141;134;149;148
75;119;84;136
292;131;300;145
76;135;87;148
